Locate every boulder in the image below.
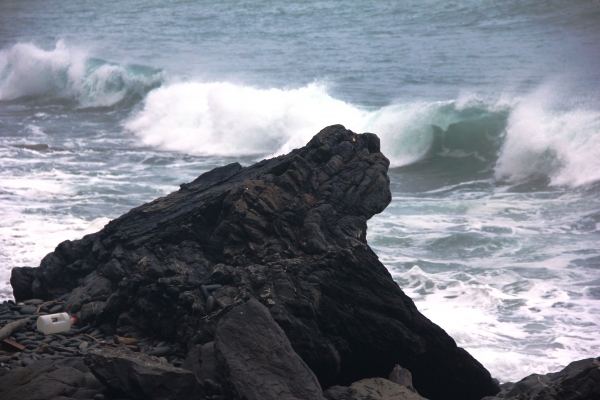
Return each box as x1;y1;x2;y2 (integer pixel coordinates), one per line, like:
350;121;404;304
323;385;349;400
84;346;203;400
214;298;323;400
0;358;93;400
497;357;600;400
12;125;499;400
389;364;417;393
347;378;427;400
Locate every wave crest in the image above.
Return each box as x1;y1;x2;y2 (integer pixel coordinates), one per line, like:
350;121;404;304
495;88;600;187
125;81;509;167
0;41;163;108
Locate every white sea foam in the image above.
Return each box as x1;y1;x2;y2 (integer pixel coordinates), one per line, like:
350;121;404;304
0;213;110;298
0;41;163;107
370;182;600;383
388;263;600;383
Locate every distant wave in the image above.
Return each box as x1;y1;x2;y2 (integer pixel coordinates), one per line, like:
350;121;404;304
125;81;508;164
0;41;163;108
126;80;600;188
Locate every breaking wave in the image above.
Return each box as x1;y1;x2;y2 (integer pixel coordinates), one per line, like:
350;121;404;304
126;80;600;189
0;41;163;108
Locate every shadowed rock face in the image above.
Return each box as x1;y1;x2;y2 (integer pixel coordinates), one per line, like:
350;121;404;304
11;125;499;400
214;298;323;400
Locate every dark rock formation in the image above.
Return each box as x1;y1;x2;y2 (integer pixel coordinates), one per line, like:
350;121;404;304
84;346;202;400
347;378;427;400
487;357;600;400
214;298;323;399
11;125;498;400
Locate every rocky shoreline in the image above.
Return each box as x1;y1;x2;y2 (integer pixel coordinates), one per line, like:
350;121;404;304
2;125;599;400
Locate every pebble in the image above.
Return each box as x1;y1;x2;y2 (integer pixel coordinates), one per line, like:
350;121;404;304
148;346;171;357
205;295;215;313
0;297;185;378
94;394;105;400
19;306;37;315
23;299;44;305
21;358;34;367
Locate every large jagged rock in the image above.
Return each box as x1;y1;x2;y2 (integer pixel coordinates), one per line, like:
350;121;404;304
11;125;499;400
214;298;323;399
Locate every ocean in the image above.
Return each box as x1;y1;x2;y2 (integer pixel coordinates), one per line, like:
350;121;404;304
1;0;599;383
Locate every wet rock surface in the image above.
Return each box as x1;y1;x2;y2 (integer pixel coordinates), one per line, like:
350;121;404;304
10;125;500;400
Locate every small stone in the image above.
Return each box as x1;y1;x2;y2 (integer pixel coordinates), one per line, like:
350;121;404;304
94;395;105;400
19;305;37;314
23;299;44;305
148;346;171;357
21;357;34;366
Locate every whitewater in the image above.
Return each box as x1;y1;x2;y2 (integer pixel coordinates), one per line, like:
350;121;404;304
1;0;600;384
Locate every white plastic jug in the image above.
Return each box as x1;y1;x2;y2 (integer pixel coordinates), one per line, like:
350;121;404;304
36;312;77;335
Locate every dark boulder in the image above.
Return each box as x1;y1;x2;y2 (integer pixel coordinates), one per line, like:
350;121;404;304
84;346;203;400
214;298;323;399
0;358;95;400
495;357;600;400
12;125;498;400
